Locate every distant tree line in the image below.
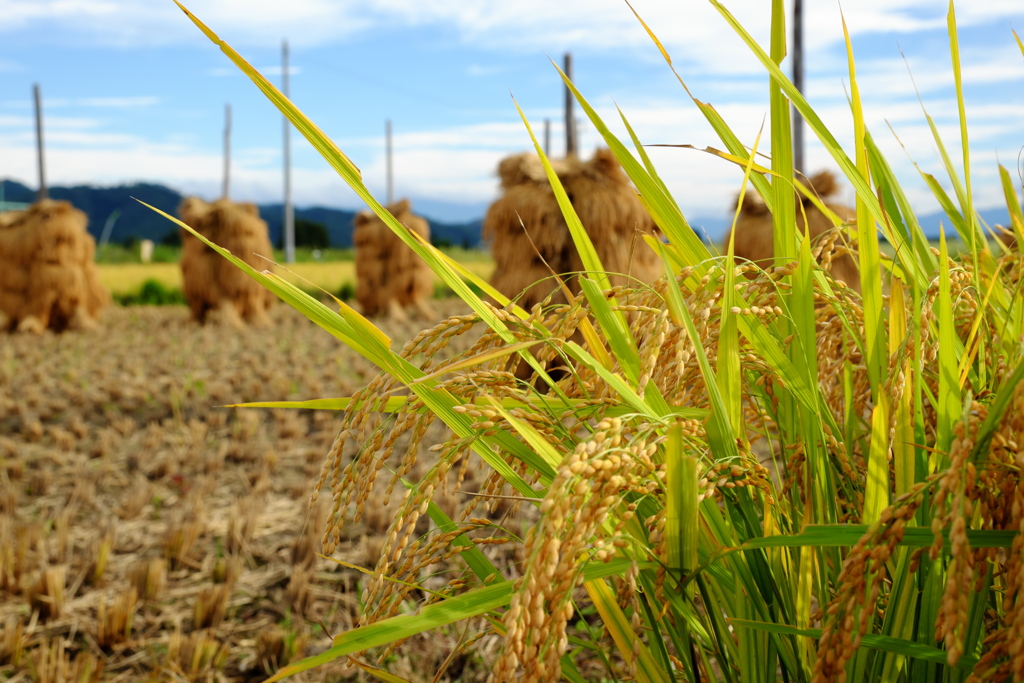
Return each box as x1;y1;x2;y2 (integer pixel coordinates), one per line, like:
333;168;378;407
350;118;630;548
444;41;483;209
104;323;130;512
160;217;331;250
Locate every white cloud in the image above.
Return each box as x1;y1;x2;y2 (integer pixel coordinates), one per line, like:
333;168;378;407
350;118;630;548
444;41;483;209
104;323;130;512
78;96;161;108
2;0;1019;65
0;114;103;130
1;0;1019;227
0;93;1016;233
1;96;160;110
0;131;357;207
0;0;371;47
804;46;1024;103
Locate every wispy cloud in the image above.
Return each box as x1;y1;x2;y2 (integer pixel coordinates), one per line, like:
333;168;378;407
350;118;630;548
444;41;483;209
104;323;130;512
3;0;1019;59
0;130;357;207
805;46;1024;103
78;96;161;108
0;114;103;130
0;0;1020;228
1;97;160;110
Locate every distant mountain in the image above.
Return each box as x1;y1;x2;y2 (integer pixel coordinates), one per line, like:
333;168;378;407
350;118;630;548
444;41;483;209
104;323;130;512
0;179;485;249
2;178;1012;250
916;207;1011;239
2;179;184;246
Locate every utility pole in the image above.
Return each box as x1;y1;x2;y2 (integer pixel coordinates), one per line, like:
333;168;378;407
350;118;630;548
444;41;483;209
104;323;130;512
793;0;805;175
544;119;551;157
564;53;576;157
222;104;231;199
282;40;295;263
33;84;47;201
386;119;393;204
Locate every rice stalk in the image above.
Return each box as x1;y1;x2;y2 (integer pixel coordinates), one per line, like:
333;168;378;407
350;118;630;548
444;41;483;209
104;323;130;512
176;1;1024;681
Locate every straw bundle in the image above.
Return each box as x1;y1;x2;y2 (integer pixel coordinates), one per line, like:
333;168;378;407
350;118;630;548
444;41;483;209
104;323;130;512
483;148;663;311
995;224;1017;250
0;199;109;333
353;199;435;320
724;171;860;291
178;197;275;327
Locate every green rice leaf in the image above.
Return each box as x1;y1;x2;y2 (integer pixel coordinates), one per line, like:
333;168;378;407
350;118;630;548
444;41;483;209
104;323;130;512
552;62;710;268
741;525;1015;549
948;1;976;256
487;399;566;471
998;165;1024;240
174;1;568;396
935;230;961;456
511;99;611;293
267;559;648;681
265;582;512;681
670;286;738;462
425;503;503;582
618;105;680;214
586;579;672;683
841;11;886;396
665;425;699;595
728;620;977;672
625;1;775;215
863;398;892;523
865;128;937;285
706;0;889;231
578;276;641;383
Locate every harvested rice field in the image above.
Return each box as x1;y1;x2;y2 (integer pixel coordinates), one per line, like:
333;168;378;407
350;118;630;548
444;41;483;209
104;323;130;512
95;258;496;298
0;302;510;682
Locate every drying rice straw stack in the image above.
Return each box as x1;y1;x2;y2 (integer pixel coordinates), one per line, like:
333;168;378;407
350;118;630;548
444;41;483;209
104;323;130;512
995;225;1017;250
483;148;663;311
178;198;275;327
353;199;435;321
724;170;860;291
0;199;109;333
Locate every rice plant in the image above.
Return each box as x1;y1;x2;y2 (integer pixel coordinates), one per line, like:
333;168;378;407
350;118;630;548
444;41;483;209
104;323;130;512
169;0;1024;681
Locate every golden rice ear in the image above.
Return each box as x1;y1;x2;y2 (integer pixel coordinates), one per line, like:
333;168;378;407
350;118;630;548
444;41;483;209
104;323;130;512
237;202;260;217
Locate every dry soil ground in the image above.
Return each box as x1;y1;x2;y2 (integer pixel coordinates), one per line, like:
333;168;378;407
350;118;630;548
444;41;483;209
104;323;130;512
0;301;500;682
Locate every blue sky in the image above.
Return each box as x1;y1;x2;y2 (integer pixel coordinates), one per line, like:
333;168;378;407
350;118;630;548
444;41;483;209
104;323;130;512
1;0;1022;231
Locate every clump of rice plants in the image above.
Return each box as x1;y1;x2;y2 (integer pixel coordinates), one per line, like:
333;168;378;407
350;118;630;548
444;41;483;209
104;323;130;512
255;623;308;675
30;566;66;621
95;587;138;649
162;629;227;678
173;0;1024;681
